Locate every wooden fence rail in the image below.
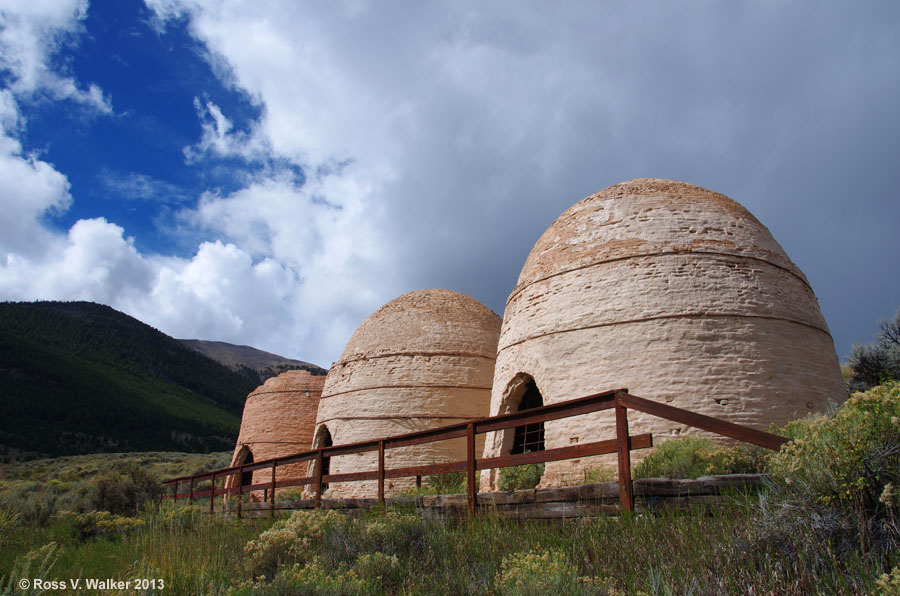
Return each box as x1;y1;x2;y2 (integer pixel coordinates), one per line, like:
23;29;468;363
162;389;788;517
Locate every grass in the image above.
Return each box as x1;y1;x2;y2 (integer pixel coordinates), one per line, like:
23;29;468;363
1;501;895;595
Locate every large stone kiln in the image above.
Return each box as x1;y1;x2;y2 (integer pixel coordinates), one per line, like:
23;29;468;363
313;289;501;497
481;178;845;489
228;369;325;490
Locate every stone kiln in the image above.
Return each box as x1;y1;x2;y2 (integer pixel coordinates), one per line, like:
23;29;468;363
481;178;845;489
228;369;325;490
313;289;501;498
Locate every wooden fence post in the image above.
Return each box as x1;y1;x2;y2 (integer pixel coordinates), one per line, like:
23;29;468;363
314;450;323;509
236;467;243;519
615;391;634;513
209;472;216;514
377;440;385;506
189;477;194;503
171;481;177;501
466;422;476;517
270;461;276;518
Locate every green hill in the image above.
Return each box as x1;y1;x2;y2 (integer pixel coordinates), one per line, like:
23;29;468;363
0;301;260;461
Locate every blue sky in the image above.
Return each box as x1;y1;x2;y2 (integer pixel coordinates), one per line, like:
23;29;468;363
16;0;262;254
1;1;899;368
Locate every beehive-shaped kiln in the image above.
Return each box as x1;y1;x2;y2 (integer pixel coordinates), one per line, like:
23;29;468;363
313;289;501;497
228;369;325;491
482;178;845;489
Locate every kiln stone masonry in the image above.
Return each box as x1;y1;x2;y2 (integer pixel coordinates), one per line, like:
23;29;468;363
481;178;845;489
228;369;325;491
313;289;501;498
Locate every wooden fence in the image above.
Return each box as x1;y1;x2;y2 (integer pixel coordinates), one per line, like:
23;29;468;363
162;389;787;518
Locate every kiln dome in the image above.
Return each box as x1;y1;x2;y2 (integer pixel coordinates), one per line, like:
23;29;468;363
482;178;845;488
314;289;501;497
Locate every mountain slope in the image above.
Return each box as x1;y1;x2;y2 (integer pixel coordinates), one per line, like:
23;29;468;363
0;301;259;460
179;339;325;384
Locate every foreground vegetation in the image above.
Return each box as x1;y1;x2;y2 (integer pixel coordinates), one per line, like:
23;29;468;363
1;383;898;595
1;499;896;595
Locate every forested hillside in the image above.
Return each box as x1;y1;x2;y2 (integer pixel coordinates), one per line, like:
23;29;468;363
0;301;259;461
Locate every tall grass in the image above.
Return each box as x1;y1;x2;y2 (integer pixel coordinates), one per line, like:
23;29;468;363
4;501;893;595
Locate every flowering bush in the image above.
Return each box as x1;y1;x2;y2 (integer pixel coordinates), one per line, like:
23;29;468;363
492;549;623;596
768;382;899;515
752;382;900;567
278;558;368;595
877;565;900;596
243;509;347;578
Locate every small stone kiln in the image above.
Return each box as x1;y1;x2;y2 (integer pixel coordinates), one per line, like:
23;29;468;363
313;289;501;497
228;369;325;491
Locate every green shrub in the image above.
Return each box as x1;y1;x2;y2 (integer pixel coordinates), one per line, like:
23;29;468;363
493;549;623;596
362;510;425;555
275;487;307;501
52;510;145;541
158;503;205;531
583;466;616;484
633;435;769;479
353;552;402;593
0;481;59;525
498;463;545;491
634;436;724;479
91;462;163;514
426;471;466;494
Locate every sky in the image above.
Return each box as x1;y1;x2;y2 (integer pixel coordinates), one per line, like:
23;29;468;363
0;0;898;368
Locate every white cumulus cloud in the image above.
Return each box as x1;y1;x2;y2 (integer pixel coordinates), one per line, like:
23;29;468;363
0;0;111;112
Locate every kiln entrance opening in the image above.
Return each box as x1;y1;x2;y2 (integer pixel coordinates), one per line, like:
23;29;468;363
313;425;333;490
511;379;545;454
235;446;254;486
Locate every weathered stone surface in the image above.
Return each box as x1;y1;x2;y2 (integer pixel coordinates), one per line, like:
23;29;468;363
313;289;501;498
482;179;845;490
227;370;325;491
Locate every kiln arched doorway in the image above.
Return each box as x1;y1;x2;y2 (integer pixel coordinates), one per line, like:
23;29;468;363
235;445;254;487
508;376;545;455
313;425;333;490
511;379;545;454
493;373;547;489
